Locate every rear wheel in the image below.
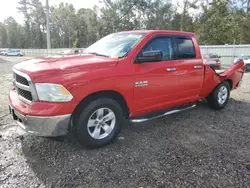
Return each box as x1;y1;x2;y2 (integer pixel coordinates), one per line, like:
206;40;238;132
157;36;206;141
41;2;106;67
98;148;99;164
245;64;250;72
207;81;230;110
74;98;124;148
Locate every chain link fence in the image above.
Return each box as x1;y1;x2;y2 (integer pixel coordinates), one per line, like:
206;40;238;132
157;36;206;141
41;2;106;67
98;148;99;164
200;45;250;68
1;45;250;68
0;48;66;57
22;48;66;56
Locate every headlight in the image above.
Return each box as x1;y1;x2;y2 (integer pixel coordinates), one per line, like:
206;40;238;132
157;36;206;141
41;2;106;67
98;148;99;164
35;83;73;102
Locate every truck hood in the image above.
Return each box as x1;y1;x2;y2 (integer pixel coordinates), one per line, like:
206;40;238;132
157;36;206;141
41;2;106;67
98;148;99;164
14;54;119;82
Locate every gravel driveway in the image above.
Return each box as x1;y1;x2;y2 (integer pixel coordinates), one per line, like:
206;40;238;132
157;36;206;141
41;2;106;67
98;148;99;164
1;56;250;188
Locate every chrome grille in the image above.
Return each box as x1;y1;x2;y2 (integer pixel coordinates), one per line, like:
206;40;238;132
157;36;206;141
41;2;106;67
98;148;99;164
15;73;29;86
17;88;33;101
13;69;36;103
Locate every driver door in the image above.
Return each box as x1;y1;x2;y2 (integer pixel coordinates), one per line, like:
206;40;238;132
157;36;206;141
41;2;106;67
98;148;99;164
133;36;181;115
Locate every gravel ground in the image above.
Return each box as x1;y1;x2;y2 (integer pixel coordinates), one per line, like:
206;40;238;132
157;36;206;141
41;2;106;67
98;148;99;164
0;56;250;188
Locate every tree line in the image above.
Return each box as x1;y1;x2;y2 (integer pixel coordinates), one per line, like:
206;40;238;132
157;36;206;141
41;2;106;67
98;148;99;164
0;0;249;49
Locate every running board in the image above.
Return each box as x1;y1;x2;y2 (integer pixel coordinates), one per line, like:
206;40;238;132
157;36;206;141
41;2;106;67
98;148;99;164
129;104;196;123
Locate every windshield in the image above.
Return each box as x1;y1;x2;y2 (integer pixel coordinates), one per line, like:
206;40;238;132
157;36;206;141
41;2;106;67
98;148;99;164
84;33;145;58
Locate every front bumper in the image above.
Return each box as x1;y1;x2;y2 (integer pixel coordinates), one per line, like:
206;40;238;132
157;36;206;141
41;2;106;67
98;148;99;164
9;105;71;137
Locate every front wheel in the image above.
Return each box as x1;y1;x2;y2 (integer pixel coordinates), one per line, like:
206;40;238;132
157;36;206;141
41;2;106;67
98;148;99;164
207;81;230;110
74;98;124;148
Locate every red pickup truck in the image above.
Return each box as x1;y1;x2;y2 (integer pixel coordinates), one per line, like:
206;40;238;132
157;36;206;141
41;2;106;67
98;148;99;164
9;30;244;148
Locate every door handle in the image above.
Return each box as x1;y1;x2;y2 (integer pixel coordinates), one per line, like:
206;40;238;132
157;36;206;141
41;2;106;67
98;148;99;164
194;65;202;69
166;68;176;72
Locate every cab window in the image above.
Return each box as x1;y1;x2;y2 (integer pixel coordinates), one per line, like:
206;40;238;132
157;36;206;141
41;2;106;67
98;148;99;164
174;38;196;59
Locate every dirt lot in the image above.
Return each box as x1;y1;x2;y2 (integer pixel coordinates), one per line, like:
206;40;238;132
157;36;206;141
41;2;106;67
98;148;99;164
0;56;250;188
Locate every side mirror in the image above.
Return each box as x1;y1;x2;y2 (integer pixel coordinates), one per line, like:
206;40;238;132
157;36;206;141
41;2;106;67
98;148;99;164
135;50;163;63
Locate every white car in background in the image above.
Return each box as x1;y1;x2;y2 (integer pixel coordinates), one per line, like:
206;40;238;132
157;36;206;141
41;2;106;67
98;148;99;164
234;55;250;72
0;50;7;56
6;49;24;56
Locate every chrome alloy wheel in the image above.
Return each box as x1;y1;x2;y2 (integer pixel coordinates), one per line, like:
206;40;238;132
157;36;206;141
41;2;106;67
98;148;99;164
87;108;116;139
217;86;228;105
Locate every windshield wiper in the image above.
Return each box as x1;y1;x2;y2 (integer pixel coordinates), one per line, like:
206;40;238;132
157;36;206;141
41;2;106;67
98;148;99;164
86;52;110;58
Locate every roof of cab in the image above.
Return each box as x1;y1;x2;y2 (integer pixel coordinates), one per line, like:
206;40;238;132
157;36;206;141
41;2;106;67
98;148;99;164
119;30;195;37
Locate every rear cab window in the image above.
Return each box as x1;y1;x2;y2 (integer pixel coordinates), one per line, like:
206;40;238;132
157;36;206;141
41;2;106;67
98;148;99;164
173;37;196;59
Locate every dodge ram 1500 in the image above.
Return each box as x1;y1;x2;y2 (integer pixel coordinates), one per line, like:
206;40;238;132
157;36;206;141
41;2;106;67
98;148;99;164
8;30;244;148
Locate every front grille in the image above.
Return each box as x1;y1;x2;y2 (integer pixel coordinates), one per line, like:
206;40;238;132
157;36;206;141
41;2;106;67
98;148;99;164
13;70;34;103
17;88;33;101
15;73;29;86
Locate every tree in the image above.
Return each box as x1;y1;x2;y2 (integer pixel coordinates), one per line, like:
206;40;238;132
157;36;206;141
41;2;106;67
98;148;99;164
196;0;234;45
17;0;32;47
180;0;199;31
17;0;46;48
4;17;24;48
0;0;249;48
50;3;77;48
100;0;174;32
0;23;8;47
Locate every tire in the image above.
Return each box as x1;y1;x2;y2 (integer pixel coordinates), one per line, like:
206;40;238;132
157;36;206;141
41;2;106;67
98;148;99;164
245;64;250;72
207;81;230;110
74;98;124;148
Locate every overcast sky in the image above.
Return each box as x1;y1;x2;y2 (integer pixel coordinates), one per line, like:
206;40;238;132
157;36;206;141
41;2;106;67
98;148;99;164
0;0;189;24
0;0;100;24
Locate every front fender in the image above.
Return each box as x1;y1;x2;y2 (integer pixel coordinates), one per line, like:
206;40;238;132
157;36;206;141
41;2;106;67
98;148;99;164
66;76;135;115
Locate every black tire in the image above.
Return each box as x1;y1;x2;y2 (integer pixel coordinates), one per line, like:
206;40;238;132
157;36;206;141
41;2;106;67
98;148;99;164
74;98;124;148
245;64;250;72
207;81;230;110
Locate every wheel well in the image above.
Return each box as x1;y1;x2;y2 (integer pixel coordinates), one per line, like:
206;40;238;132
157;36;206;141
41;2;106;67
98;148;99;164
72;90;130;124
225;79;233;90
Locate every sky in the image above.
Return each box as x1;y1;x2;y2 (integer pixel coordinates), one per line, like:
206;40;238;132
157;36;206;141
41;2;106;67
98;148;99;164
0;0;100;24
0;0;189;24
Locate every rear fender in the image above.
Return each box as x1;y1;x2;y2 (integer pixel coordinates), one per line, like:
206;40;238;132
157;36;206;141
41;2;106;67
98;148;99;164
219;60;244;89
199;60;244;98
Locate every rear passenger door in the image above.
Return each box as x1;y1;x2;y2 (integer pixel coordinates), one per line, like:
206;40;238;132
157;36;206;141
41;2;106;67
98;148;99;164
173;36;204;101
